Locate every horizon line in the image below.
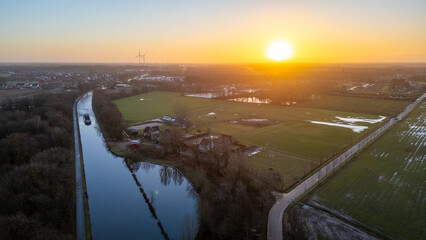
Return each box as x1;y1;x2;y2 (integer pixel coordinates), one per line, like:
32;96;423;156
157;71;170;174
1;61;426;65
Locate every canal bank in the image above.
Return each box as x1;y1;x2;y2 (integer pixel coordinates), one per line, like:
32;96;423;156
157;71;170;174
77;92;199;240
74;92;92;240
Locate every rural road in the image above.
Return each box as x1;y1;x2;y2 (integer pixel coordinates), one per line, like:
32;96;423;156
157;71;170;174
267;93;426;240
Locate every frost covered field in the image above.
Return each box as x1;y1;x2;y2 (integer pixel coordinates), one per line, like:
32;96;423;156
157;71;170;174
303;100;426;240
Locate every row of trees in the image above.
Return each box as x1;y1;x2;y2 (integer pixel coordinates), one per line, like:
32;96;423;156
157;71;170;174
0;92;78;239
92;86;154;141
92;90;126;141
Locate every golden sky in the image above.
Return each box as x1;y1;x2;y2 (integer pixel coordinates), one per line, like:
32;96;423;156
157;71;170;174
1;0;425;63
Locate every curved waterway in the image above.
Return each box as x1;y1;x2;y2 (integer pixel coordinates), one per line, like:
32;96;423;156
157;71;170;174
77;92;199;240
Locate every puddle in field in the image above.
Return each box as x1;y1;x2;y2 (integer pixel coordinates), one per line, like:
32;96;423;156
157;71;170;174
229;97;271;104
241;118;268;122
310;121;369;133
336;116;386;124
186;93;218;98
309;115;386;133
243;146;263;157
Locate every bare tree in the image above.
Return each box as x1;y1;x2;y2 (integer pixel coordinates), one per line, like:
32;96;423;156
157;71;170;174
170;126;183;155
211;137;230;171
173;103;190;128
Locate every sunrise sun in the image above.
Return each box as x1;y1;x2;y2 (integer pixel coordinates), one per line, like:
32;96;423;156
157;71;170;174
266;40;294;61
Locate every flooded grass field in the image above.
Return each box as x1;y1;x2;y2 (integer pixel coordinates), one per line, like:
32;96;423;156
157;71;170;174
302;100;425;240
295;96;410;116
114;91;400;190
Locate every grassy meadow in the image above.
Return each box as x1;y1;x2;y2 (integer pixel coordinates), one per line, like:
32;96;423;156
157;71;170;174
0;73;11;78
304;100;425;240
294;96;410;116
0;88;46;98
113;91;394;190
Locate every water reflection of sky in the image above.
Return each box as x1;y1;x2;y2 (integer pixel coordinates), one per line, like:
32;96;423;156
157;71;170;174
132;162;199;238
229;97;271;104
77;92;198;240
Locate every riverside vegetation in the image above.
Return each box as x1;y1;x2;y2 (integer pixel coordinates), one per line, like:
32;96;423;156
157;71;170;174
93;89;276;240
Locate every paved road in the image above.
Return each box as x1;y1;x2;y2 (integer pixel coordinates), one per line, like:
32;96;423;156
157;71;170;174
267;93;426;240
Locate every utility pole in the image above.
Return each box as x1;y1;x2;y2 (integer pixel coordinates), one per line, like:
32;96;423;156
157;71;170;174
268;139;275;171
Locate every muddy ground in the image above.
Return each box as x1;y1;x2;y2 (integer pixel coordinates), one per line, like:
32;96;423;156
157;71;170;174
228;118;279;128
287;203;380;240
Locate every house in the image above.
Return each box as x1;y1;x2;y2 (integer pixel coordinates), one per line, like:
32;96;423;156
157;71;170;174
150;131;160;141
143;127;154;137
199;138;214;152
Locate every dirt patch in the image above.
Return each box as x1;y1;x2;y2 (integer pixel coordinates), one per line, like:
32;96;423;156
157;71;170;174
288;203;379;240
228;118;279;128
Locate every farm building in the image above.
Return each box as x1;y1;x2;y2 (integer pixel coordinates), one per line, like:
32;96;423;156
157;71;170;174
199;138;214;152
143;127;155;137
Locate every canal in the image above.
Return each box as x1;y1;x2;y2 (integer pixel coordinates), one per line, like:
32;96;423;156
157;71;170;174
77;92;199;240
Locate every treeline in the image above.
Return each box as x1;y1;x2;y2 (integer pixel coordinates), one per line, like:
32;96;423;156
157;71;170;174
183;64;335;104
196;155;275;240
92;90;126;141
92;87;153;141
259;79;334;104
127;135;276;240
0;92;78;239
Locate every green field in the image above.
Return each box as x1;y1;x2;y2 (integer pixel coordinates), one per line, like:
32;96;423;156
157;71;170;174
114;92;380;158
304;100;426;240
0;73;11;78
294;96;410;116
114;91;392;190
0;89;46;99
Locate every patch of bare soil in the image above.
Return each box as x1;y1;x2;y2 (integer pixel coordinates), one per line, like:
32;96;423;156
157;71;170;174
228;118;279;128
288;203;379;240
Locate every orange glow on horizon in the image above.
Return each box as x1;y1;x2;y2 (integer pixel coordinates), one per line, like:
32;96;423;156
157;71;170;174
1;1;425;63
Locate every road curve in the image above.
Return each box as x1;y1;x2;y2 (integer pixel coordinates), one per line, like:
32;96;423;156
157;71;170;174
267;93;426;240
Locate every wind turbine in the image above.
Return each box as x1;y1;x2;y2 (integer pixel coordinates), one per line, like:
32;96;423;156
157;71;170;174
135;50;146;65
142;52;146;64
